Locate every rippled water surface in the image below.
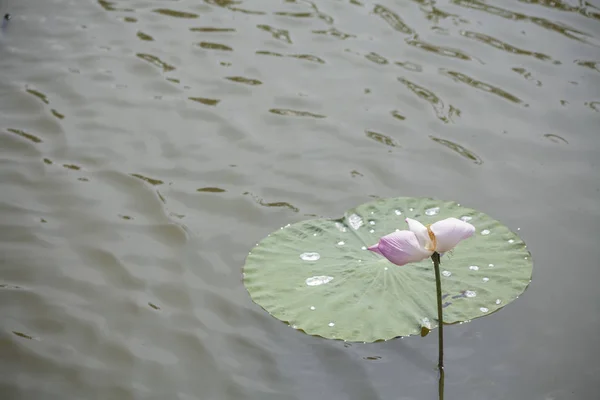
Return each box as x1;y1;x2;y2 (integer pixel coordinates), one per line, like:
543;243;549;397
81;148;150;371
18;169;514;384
1;0;599;399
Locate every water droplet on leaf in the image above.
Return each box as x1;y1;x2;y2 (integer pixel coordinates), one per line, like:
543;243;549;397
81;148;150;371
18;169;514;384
425;207;440;216
305;276;333;286
335;222;347;233
348;214;363;230
300;252;320;261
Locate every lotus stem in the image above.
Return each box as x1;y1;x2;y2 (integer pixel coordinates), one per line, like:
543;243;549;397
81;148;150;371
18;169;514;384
432;251;445;400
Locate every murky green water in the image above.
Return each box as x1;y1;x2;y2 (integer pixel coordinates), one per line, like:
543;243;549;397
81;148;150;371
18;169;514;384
1;0;599;399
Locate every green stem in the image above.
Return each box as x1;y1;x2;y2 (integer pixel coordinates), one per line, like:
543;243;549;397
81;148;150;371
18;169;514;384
432;252;445;400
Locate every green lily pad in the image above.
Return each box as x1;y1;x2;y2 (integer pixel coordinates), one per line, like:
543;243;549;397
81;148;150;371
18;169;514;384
243;197;532;342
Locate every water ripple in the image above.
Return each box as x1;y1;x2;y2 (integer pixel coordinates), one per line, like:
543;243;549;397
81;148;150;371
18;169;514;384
452;0;596;44
189;97;221;106
365;130;399;147
398;77;461;123
256;51;326;64
198;42;233;51
439;69;523;104
373;4;414;35
243;192;300;213
257;24;293;44
269;109;326;118
153;9;199;19
136;53;176;72
460;30;554;62
406;37;474;61
1;0;599;398
225;76;263;85
430;136;483;165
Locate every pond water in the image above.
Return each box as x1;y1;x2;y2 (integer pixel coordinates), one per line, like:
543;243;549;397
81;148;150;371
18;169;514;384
1;1;599;399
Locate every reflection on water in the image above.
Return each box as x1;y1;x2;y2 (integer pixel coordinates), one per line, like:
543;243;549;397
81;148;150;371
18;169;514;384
153;9;199;19
430;137;483;164
440;69;523;104
366;130;399;148
198;42;234;51
398;77;461;123
189;97;221;106
136;53;176;72
269;108;326;118
1;0;600;399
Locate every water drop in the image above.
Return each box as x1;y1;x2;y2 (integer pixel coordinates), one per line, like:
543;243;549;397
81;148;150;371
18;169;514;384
300;252;320;261
425;207;440;216
482;277;489;283
495;299;502;305
310;306;316;310
481;229;490;235
395;209;402;215
409;208;414;211
305;276;333;286
480;307;489;312
348;214;363;230
488;263;494;267
384;267;388;271
524;256;528;260
442;270;452;277
460;216;472;222
508;239;514;244
335;222;347;233
369;229;375;233
465;290;476;298
369;220;375;225
328;322;335;327
361;246;367;250
292;325;298;329
313;233;317;236
469;265;479;271
517;227;521;231
337;241;345;245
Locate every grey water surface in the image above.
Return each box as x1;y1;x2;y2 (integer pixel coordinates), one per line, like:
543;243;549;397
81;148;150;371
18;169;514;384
1;0;599;399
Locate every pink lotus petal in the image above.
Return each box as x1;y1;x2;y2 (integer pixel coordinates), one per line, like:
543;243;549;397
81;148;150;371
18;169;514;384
430;217;476;253
368;230;433;266
367;244;383;255
405;217;433;251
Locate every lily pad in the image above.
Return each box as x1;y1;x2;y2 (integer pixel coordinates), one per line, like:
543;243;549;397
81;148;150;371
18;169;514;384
243;197;532;342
